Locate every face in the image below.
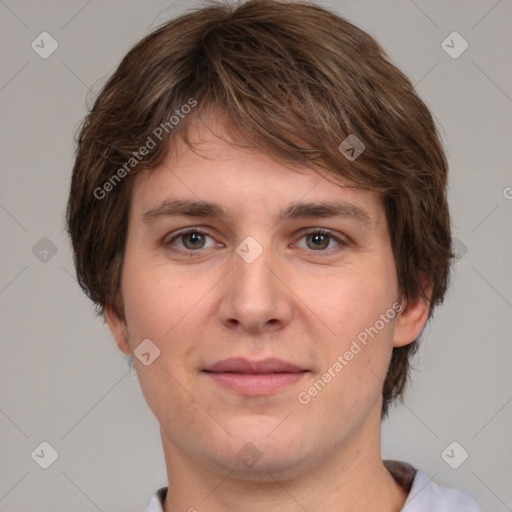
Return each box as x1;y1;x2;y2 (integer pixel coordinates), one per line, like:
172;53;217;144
106;120;428;481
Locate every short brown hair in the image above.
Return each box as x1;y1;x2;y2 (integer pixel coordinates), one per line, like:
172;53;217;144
66;0;454;419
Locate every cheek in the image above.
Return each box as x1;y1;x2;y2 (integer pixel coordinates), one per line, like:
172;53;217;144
305;268;394;340
121;254;208;342
301;267;397;395
121;261;207;430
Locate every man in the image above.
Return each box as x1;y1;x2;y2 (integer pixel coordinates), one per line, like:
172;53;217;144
66;1;482;510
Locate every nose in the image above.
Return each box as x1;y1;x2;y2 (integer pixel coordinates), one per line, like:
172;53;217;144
216;236;293;333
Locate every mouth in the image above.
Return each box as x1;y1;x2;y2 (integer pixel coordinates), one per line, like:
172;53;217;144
202;358;309;395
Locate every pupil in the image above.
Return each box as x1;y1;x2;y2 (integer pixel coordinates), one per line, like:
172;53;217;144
186;232;203;248
310;233;328;250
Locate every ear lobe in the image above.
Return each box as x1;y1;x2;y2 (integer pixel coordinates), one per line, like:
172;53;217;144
105;305;131;355
393;280;433;348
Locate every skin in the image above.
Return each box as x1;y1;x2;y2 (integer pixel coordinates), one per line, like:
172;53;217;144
106;118;431;512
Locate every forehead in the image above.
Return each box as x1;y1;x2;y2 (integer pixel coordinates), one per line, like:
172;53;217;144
129;118;386;231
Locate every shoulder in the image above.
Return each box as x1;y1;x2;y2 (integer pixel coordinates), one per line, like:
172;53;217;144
144;486;167;512
402;468;483;512
384;460;482;512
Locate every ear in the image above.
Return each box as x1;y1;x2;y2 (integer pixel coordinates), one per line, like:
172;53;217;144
105;305;131;355
393;277;433;348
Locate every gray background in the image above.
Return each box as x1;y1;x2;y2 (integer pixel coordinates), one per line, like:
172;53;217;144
1;0;511;510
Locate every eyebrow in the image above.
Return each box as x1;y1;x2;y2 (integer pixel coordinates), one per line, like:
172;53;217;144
142;199;373;228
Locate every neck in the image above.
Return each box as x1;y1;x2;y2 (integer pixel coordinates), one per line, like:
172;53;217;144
160;407;408;512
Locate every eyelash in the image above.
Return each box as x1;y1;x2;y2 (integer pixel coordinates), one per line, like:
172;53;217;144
164;227;349;256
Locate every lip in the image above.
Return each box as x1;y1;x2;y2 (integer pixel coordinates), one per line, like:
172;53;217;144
203;357;308;395
204;357;306;373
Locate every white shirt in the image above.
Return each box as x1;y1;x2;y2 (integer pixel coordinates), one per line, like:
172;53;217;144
144;460;482;512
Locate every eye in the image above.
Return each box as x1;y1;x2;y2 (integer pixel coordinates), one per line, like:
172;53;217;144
165;229;217;251
163;227;349;255
296;228;348;252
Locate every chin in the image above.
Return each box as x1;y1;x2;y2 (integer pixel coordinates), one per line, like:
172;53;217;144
202;424;318;482
213;449;312;483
